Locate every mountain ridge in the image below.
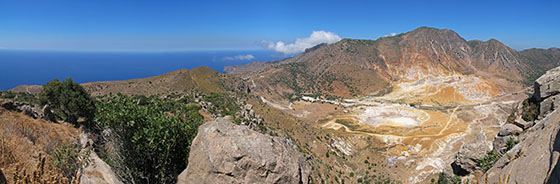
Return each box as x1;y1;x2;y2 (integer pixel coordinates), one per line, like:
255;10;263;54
227;27;560;105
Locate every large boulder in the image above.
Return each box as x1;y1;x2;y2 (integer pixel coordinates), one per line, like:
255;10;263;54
178;117;311;184
533;67;560;102
452;132;491;175
497;124;523;137
513;117;534;130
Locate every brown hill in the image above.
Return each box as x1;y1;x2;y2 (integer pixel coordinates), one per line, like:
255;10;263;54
82;66;228;96
10;66;229;97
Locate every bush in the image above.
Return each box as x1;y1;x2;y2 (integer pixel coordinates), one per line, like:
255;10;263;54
477;150;500;171
0;91;39;104
94;94;203;183
0;91;16;99
521;99;539;121
50;143;87;180
203;92;239;116
505;138;519;151
39;78;95;124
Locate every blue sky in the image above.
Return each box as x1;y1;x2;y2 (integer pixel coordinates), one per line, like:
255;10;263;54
0;0;559;51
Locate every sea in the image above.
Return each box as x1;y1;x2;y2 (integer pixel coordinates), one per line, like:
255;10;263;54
0;49;285;90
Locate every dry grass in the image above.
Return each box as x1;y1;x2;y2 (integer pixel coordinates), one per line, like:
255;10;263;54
0;107;80;183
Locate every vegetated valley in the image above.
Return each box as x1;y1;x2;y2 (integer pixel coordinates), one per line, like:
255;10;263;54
2;27;560;184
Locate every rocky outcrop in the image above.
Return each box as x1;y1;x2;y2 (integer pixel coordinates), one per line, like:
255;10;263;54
452;132;491;175
0;99;55;122
79;132;122;184
534;67;560;101
497;124;523;137
533;67;560;116
483;66;560;183
485;108;560;183
80;152;123;184
237;103;265;130
178;117;311;184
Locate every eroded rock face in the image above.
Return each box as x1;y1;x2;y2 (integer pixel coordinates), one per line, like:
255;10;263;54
452;132;491;175
485;109;560;183
540;94;560;116
533;67;560;105
497;124;523;137
484;66;560;183
178;117;311;184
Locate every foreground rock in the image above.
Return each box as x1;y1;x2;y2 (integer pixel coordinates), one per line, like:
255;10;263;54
533;67;560;116
80;152;123;184
178;117;311;184
79;132;122;184
484;66;560;183
452;132;491;175
484;108;560;183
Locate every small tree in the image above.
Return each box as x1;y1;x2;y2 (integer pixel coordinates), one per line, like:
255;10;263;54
39;78;95;124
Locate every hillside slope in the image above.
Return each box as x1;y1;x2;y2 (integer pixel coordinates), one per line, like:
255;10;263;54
10;66;230;97
229;27;560;105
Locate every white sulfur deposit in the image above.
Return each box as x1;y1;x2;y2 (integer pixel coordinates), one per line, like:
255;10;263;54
358;105;429;127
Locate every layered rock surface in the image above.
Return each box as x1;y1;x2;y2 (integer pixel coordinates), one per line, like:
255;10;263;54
178;117;311;184
484;66;560;183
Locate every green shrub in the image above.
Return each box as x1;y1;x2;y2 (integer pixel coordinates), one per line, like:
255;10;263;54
1;91;16;99
94;94;203;183
477;150;500;171
203;92;239;116
0;91;39;104
14;92;40;104
521;99;539;121
505;137;519;151
39;78;95;124
50;143;88;180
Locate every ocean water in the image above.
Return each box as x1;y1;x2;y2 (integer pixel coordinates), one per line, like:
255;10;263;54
0;49;284;90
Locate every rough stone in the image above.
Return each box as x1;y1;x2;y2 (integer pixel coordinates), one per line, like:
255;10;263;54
40;104;56;122
0;99;56;122
453;132;491;175
498;123;523;136
492;135;515;154
178;117;311;184
540;94;560;116
534;67;560;102
513;117;534;130
485;109;560;184
0;100;16;111
80;152;123;184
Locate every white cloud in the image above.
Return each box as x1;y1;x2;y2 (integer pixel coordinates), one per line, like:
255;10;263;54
383;32;398;37
264;30;341;54
224;54;255;61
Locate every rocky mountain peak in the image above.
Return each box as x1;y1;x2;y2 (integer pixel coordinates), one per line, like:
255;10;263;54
403;26;467;45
